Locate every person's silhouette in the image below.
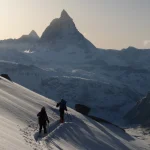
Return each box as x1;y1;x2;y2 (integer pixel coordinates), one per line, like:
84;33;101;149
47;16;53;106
56;99;67;123
37;107;49;134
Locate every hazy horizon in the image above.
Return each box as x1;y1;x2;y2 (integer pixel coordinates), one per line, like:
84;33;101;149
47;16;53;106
0;0;150;49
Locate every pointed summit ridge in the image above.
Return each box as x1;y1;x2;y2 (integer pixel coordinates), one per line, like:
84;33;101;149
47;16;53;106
29;30;39;39
40;10;96;50
40;10;76;42
60;9;72;20
29;30;37;36
18;30;39;42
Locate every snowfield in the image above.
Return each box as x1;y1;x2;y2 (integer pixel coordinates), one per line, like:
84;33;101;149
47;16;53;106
0;77;150;150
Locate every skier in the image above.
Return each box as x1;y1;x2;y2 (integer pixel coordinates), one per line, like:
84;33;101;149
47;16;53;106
37;107;49;134
56;99;67;123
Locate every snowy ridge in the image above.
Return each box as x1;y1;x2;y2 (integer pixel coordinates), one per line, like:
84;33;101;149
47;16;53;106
0;77;149;149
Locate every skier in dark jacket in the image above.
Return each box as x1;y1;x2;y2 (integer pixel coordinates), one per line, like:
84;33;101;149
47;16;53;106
37;107;49;134
56;99;67;123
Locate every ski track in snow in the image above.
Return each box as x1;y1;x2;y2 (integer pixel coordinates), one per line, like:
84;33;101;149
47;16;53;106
21;111;74;150
20;122;42;150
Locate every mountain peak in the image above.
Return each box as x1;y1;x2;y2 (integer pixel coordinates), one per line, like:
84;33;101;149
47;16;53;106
18;30;39;42
40;10;96;50
122;46;138;52
60;9;72;20
29;30;39;39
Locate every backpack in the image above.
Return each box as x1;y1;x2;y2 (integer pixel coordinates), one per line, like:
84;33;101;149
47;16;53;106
60;100;66;110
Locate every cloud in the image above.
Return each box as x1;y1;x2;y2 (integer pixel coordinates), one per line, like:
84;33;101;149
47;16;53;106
144;40;150;47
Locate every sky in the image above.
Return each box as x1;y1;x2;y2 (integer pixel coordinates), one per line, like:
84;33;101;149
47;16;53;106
0;0;150;49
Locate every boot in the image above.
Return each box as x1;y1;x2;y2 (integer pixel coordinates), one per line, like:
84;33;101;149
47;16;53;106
60;118;64;123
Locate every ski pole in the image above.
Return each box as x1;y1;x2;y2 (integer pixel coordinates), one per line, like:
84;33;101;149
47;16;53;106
69;112;72;122
67;112;69;122
34;122;39;131
68;111;73;122
66;112;71;122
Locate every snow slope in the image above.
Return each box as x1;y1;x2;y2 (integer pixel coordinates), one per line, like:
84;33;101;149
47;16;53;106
0;77;149;150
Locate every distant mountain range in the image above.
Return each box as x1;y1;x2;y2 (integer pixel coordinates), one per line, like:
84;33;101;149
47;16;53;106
0;30;39;43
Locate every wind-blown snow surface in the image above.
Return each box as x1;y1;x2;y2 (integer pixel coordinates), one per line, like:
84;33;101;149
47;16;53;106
0;77;149;150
